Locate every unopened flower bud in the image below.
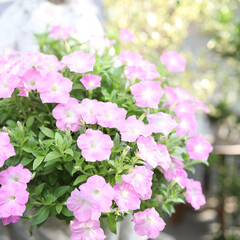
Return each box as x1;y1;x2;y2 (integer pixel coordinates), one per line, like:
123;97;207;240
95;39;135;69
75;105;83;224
3;126;7;132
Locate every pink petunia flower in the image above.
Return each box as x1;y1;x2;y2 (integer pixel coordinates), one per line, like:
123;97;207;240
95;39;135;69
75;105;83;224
117;115;146;142
80;74;101;90
147;112;177;135
174;101;196;118
80;175;114;212
77;129;113;162
96;102;127;129
50;25;74;40
113;182;141;211
160;51;186;72
156;144;172;171
172;169;188;188
70;219;106;240
186;135;213;161
176;115;197;137
52;97;82;132
133;208;166;239
1;216;20;225
185;179;206;210
66;188;101;222
61;51;96;74
37;71;73;103
130;81;164;109
0;72;19;98
0;185;29;218
118;50;143;67
79;99;99;124
119;28;134;42
122;166;153;200
163;157;184;181
0;132;16;168
0;164;32;189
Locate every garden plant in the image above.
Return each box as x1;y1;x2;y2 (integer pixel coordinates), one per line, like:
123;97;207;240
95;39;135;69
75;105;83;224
0;26;213;239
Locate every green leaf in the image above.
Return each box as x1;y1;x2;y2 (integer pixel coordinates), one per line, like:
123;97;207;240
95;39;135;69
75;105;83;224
26;116;35;128
62;207;74;217
107;214;117;234
32;206;50;226
44;151;62;162
54;186;69;198
64;149;74;156
21;157;33;166
40;126;55;138
56;204;62;214
45;194;57;205
55;132;63;146
34;183;45;196
84;165;95;171
73;175;88;186
33;156;45;170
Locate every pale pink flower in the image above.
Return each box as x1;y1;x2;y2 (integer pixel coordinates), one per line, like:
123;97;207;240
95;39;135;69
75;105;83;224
147;112;177;135
117;115;146;142
130;81;164;109
0;72;19;98
138;60;160;81
61;51;96;74
156;144;172;171
70;219;106;240
0;185;29;218
77;129;113;162
176;115;197;137
38;71;73;103
133;208;166;239
163;157;184;181
186;135;213;161
66;188;101;222
172;169;188;188
160;51;186;72
52;97;82;132
96;102;127;128
80;74;101;90
79;99;99;124
0;164;32;189
174;101;196;117
1;216;20;225
113;182;141;211
185;179;206;210
120;28;134;42
80;175;114;212
118;50;143;66
122;166;153;200
0;132;15;168
50;25;74;40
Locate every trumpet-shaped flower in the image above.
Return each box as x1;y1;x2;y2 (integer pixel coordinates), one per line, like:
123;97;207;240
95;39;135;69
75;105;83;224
120;28;134;42
50;25;74;40
0;73;19;98
66;188;101;222
37;71;73;103
0;185;29;218
133;208;166;239
172;169;188;188
118;50;143;66
1;216;20;225
52;97;82;132
130;81;163;109
122;166;153;200
147;112;177;135
61;51;96;73
163;157;184;181
80;175;114;212
0;164;32;189
113;182;141;211
0;132;15;168
77;129;113;162
186;135;213;161
79;99;99;124
185;179;206;210
160;51;186;72
80;74;101;90
70;219;106;240
176;115;197;137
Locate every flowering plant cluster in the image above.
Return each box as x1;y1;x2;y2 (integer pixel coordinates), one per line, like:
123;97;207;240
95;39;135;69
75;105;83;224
0;26;213;239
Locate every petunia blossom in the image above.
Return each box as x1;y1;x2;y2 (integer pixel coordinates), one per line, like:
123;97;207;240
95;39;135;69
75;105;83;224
133;208;166;239
163;157;184;181
119;28;134;42
186;135;213;161
0;72;19;98
1;216;20;225
0;132;16;168
113;182;141;211
50;25;74;40
130;81;164;109
80;74;101;90
79;99;99;124
80;175;114;212
61;51;96;74
77;129;113;162
160;51;186;72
